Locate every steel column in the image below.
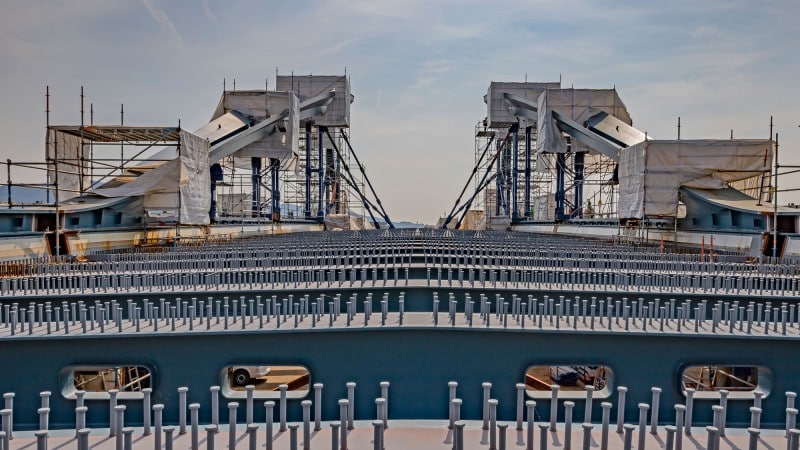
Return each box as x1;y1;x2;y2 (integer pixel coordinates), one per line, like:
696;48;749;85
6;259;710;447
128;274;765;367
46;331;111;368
317;126;326;221
250;158;261;217
524;126;531;218
270;158;280;221
334;152;342;214
556;153;566;221
209;164;223;223
574;152;584;218
304;122;312;219
503;142;511;216
511;125;519;221
495;140;502;216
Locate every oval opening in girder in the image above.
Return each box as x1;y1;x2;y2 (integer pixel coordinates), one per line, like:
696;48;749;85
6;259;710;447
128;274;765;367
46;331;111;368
681;365;772;400
61;365;152;400
525;365;614;399
221;364;310;399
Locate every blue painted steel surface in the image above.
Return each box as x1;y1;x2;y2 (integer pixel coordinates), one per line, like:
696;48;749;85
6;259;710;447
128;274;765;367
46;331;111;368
512;125;519;221
524;126;532;218
0;322;796;431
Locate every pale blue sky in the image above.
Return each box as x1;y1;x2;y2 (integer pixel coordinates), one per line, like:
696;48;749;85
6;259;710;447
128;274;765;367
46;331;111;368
1;0;799;223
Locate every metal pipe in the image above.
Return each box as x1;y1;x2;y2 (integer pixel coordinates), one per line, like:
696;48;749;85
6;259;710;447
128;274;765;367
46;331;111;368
53;131;60;257
323;128;382;228
454;137;506;228
79;86;85;194
45;86;50;205
6;160;11;209
442;135;494;228
773;129;779;258
339;132;393;227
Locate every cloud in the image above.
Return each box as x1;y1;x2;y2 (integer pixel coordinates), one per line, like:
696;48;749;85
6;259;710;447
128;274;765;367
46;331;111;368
202;0;222;35
2;0;800;222
140;0;184;48
409;60;455;91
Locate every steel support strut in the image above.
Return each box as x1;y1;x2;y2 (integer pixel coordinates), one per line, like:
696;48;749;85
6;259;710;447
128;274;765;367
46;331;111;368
524;126;531;218
574;151;584;218
250;157;261;217
556;153;566;221
304;122;312;219
511;124;519;221
270;158;280;221
317;126;325;222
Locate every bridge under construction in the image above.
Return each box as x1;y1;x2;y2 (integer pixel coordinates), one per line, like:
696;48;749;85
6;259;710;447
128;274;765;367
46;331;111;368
1;75;800;450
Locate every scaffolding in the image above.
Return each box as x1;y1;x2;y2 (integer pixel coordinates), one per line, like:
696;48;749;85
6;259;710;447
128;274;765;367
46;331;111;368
214;124;360;222
473;120;619;227
1;79;384;239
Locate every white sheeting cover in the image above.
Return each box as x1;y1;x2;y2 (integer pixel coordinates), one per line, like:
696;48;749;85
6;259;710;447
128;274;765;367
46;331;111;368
94;159;179;198
275;75;352;127
46;129;90;200
211;91;274;120
534;89;632;155
324;214;363;231
486;81;562;127
212;91;300;161
536;88;632;124
617;142;645;218
533;194;554;221
235;92;300;159
178;130;211;225
617;139;773;218
535;91;568;154
94;130;211;225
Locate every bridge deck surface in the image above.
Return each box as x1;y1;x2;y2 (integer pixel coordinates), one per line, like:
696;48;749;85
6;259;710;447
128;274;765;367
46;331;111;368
10;421;784;450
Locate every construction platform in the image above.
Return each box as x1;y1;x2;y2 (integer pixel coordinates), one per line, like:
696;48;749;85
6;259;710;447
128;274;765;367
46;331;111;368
0;230;798;450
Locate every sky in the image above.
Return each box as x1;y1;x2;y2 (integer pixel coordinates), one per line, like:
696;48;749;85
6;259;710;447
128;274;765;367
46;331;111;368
1;0;799;224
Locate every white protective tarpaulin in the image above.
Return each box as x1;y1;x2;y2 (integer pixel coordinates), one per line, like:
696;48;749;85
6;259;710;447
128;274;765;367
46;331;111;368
533;194;555;221
535;90;568;154
178;130;211;224
94;130;211;225
534;88;631;155
275;75;352;127
324;214;363;231
485;81;562;128
232;93;300;166
95;160;180;198
212;90;300;161
617;142;645;218
536;88;632;124
46;129;90;200
617;139;773;218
